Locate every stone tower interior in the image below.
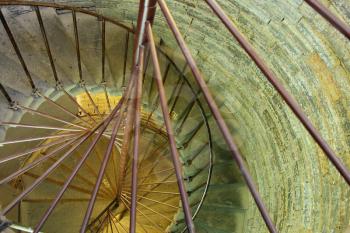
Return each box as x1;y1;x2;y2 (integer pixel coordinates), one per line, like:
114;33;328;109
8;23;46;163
0;0;349;233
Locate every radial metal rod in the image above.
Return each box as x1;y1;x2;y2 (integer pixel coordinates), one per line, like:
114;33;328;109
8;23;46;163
0;133;84;186
305;0;350;40
122;191;178;209
83;86;102;117
24;172;109;199
18;105;87;130
129;46;145;233
0;132;79;146
157;1;277;232
0;132;89;215
35;6;59;83
33;64;138;233
80;70;134;232
0;83;13;104
37;92;91;127
102;18;106;83
72;10;83;81
204;0;350;186
0;135;77;164
62;89;97;123
0;9;35;90
0;122;83;132
33;117;116;233
116;65;142;198
120;195;163;233
122;194;172;222
123;32;130;87
146;22;195;232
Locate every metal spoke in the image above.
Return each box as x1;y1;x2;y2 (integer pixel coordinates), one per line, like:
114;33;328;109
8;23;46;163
33;59;138;233
0;83;13;104
145;21;194;232
0;132;90;215
122;194;172;222
37;92;91;127
0;134;84;185
0;9;35;90
122;191;178;209
0;122;84;132
35;6;59;83
120;195;163;233
304;0;350;39
129;45;145;233
18;105;87;130
62;88;97;123
46;157;113;198
24;172;110;199
0;132;79;146
0;135;77;165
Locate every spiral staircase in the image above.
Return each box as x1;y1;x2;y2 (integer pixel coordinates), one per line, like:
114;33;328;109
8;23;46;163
0;2;251;233
0;1;349;233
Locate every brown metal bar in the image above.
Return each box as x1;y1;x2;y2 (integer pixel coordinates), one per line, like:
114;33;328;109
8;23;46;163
33;63;138;233
305;0;350;39
204;0;350;186
109;211;127;233
80;76;132;232
86;136;117;195
122;194;172;222
72;149;115;197
120;195;163;233
102;18;106;83
146;22;195;233
62;89;97;123
32;115;115;233
24;172;109;199
123;31;130;87
18;105;87;130
109;211;121;233
0;132;79;146
0;133;83;186
83;86;103;117
0;121;83;132
22;198;102;203
0;9;35;90
103;84;112;113
0;83;13;104
35;6;59;83
129;46;145;233
157;1;277;232
0;132;89;215
0;135;76;164
47;156;113;198
122;191;177;209
116;66;142;199
38;92;91;127
72;10;83;82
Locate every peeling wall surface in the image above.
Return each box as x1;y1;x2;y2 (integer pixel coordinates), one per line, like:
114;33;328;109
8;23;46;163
12;0;350;232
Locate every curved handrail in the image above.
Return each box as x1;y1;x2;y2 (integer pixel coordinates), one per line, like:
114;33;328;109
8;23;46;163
0;1;134;32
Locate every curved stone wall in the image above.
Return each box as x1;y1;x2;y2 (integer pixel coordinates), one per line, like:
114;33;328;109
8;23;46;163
23;0;350;232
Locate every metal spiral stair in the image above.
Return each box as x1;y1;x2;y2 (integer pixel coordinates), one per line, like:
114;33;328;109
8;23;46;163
0;3;238;233
0;1;349;233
